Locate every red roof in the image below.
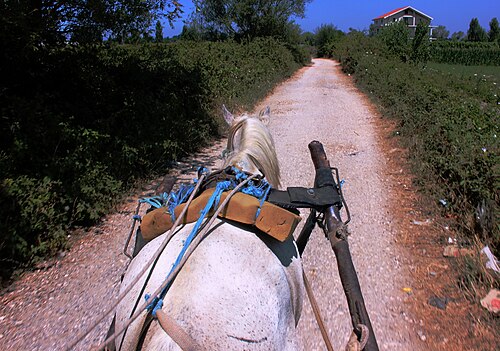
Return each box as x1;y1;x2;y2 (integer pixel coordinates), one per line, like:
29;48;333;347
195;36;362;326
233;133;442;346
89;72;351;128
373;6;433;21
373;6;410;20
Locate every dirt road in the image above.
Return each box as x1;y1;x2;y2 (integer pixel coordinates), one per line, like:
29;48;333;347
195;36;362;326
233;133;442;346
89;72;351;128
0;59;422;350
261;59;419;350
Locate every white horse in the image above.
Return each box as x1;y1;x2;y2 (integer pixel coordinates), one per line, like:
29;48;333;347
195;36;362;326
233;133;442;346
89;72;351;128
114;106;305;351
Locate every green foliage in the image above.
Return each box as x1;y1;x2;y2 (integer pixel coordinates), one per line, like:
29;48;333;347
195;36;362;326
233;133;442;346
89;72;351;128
365;21;431;65
301;31;315;46
427;63;500;84
191;0;311;40
489;18;500;43
155;20;163;43
378;21;411;62
0;39;303;279
314;24;345;58
451;31;466;41
433;25;450;40
467;18;488;42
410;21;431;64
0;176;67;276
429;41;500;66
334;35;499;250
0;0;182;46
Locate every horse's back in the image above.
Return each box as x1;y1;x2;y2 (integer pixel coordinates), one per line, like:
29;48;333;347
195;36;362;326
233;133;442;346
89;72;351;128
116;219;304;350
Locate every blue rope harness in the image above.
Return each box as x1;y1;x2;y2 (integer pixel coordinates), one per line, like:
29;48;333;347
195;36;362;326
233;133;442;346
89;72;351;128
143;167;270;317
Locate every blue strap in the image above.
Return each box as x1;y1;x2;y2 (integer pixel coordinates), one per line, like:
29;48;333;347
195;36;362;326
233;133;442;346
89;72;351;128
145;294;164;317
167;184;195;221
255;183;271;219
144;168;273;318
146;180;231;317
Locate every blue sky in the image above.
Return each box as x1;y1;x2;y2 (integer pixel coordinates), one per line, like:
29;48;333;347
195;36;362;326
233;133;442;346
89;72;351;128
163;1;499;37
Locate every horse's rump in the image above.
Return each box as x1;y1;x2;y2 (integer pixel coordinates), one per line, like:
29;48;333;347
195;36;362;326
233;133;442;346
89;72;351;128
116;219;304;350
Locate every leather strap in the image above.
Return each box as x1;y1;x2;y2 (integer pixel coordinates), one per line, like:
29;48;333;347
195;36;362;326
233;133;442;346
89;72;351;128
267;186;342;209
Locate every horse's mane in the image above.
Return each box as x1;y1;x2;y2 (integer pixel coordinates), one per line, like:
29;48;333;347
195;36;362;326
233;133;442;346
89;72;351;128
224;116;281;188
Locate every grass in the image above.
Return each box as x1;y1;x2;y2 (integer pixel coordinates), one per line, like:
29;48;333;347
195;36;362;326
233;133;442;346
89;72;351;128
427;62;500;84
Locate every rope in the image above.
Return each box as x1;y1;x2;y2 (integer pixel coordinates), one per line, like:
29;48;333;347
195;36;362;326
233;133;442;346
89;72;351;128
139;192;171;209
145;179;233;315
92;173;260;351
303;268;335;351
64;173;207;351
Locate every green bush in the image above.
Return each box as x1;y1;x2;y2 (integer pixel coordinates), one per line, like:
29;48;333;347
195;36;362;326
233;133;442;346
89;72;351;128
314;24;344;58
0;176;67;276
378;21;411;62
0;38;303;278
335;34;499;249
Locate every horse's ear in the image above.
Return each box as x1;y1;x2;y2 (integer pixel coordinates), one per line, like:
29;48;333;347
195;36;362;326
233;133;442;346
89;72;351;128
222;105;234;125
258;106;271;125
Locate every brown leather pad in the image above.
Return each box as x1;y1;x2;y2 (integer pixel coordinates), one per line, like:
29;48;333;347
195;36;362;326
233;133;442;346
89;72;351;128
140;189;301;242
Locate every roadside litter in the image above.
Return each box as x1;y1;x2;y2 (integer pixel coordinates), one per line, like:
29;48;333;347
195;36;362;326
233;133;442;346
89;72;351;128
443;245;474;257
481;246;499;273
402;287;413;294
411;219;432;226
480;289;500;313
428;296;449;310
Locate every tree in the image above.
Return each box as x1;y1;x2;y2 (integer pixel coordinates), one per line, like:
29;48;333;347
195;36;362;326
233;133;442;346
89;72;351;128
467;18;487;42
451;31;465;41
433;25;449;40
301;31;315;46
314;24;344;57
191;0;311;40
489;17;500;42
411;21;430;64
379;21;411;62
155;20;163;42
0;0;183;46
368;23;379;37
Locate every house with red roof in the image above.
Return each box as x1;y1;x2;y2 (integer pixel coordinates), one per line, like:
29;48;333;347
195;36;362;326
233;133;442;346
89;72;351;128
372;6;436;37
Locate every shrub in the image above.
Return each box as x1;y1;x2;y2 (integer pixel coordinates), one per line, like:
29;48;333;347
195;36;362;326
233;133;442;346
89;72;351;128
378;21;411;62
0;176;67;277
0;38;303;279
314;24;344;58
335;35;499;250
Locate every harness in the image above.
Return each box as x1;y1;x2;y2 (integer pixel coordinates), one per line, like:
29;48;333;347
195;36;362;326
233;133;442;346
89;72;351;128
110;166;348;351
140;167;343;243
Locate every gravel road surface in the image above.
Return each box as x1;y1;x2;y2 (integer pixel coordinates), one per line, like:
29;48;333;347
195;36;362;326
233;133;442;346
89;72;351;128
0;59;420;350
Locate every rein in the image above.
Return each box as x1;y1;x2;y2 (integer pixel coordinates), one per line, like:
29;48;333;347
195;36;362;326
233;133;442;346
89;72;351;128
66;174;207;351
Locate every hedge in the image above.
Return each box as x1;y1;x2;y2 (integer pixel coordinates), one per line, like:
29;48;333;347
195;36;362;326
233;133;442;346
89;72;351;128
0;39;306;279
335;33;499;249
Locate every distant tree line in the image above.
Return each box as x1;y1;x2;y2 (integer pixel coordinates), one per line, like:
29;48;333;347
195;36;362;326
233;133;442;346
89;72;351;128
0;1;183;47
434;17;499;42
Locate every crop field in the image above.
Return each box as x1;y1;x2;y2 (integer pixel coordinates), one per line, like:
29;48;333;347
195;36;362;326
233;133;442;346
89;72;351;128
427;62;500;84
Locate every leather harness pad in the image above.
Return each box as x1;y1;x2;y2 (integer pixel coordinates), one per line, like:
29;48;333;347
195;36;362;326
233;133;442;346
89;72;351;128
140;188;302;242
268;186;342;209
